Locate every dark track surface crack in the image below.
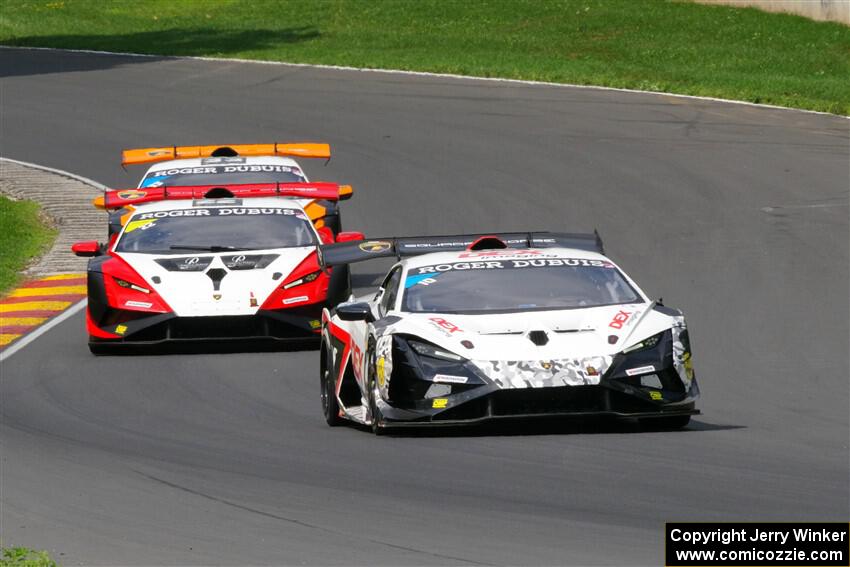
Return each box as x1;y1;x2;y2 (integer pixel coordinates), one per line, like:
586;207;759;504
134;470;491;566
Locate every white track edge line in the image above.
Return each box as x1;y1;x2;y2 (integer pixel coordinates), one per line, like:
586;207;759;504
0;156;107;190
0;299;86;362
2;45;847;120
0;157;103;360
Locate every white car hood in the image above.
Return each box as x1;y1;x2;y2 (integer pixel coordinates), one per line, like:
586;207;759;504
396;303;669;359
118;247;314;316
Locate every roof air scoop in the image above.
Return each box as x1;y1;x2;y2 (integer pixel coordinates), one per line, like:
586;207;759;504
211;146;239;157
528;330;549;346
468;236;508;251
204;187;235;198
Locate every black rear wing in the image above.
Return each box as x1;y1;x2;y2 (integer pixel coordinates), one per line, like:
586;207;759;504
319;231;604;267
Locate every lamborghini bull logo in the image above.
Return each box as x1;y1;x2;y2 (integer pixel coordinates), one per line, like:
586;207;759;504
359;241;392;253
117;190;147;200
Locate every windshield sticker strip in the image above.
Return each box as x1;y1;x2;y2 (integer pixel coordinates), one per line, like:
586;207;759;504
412;258;614;274
135;208;300;219
144;165;303;178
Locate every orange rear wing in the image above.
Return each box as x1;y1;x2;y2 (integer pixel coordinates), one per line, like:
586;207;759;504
121;142;331;166
92;182;353;210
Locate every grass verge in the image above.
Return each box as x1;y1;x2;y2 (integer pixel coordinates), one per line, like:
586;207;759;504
1;0;848;114
0;196;57;294
0;548;57;567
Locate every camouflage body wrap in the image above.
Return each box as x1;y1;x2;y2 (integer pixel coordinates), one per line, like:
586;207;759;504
472;355;612;389
670;315;694;390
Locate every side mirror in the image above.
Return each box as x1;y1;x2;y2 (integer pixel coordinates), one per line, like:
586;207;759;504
336;231;364;243
336;302;375;323
72;240;102;257
316;226;335;244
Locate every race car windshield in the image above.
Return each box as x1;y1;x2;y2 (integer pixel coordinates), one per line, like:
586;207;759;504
141;165;306;187
402;259;643;314
115;207;316;254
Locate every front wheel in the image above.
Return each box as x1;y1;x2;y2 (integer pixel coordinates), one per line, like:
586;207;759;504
320;342;341;426
367;347;385;435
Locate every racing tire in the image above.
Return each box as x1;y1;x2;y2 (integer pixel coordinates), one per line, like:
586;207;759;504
320;342;342;426
367;346;385;436
640;414;691;430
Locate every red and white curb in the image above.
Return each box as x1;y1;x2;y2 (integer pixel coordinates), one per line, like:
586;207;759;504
0;273;86;359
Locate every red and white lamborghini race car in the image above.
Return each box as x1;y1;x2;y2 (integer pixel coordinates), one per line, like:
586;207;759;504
72;143;362;353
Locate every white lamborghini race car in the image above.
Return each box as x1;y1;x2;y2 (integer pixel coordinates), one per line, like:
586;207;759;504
72;143;361;353
318;233;699;432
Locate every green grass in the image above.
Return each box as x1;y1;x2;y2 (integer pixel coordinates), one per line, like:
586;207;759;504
0;197;57;294
0;548;56;567
1;0;849;114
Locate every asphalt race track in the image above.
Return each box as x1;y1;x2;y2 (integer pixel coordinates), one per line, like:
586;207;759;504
1;48;848;566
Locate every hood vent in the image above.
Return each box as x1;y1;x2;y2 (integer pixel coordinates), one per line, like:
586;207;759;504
528;330;549;346
206;268;228;291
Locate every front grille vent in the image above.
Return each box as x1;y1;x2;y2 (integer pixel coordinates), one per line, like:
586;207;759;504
528;330;549;346
205;268;228;291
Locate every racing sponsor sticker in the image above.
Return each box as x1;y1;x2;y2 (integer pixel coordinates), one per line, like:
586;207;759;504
429;317;462;335
608;310;633;329
625;365;655;376
146;164;303;177
358;240;392;253
459;249;553;258
124;219;157;233
220;165;302;175
377;356;386;386
432;398;449;409
224;254;278;270
433;374;468;384
155;256;212;272
282;295;309;305
201;157;246;165
124;300;153;308
136;208;298;219
192;198;241;206
405;273;439;288
413;258;614;274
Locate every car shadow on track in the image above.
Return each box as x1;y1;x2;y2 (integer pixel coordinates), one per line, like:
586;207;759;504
92;339;320;356
368;417;744;438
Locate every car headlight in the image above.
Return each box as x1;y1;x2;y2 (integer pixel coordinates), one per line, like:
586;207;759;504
621;332;663;354
408;340;465;362
282;270;321;289
113;277;151;294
